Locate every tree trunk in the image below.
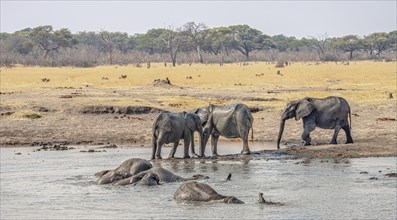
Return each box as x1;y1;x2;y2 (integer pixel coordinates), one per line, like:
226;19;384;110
197;45;203;63
349;50;353;60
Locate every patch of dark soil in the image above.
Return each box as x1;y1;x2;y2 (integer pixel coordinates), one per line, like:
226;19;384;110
99;144;118;149
59;95;73;98
384;173;397;177
0;111;15;116
243;97;281;102
376;117;396;121
80;106;162;114
34;144;75;152
80;149;106;153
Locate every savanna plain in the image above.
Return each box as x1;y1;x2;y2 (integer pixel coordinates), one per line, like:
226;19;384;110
0;61;396;158
1;61;397;219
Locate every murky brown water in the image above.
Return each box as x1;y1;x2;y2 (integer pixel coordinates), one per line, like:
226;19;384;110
1;144;396;219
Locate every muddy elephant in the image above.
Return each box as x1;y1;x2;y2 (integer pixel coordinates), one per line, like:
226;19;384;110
151;111;204;160
277;96;353;148
174;181;244;204
113;167;208;186
195;103;253;156
95;158;152;184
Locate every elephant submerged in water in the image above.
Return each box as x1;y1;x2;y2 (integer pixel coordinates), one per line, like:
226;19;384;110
95;158;152;185
277;96;353;148
151;111;204;159
113;167;209;186
174;181;244;204
195;103;253;156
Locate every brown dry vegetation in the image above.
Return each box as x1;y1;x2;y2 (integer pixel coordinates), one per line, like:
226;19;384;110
0;61;396;158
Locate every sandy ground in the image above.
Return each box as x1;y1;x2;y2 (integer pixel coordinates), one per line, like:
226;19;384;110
0;82;396;159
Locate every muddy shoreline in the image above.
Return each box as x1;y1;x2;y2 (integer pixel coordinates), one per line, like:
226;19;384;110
1;83;396;159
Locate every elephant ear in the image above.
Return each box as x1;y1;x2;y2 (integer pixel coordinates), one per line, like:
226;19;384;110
295;98;314;120
185;114;201;132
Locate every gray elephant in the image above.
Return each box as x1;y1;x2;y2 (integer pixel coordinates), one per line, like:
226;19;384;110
95;158;152;185
174;181;244;204
113;167;208;186
277;96;353;148
195;103;253;156
151;111;203;160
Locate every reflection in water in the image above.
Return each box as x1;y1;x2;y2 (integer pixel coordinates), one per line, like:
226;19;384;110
0;146;396;220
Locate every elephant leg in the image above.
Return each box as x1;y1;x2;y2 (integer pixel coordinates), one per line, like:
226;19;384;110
183;136;191;159
156;138;165;159
151;139;157;160
168;141;179;159
241;131;250;155
330;125;342;144
211;133;220;156
342;125;354;144
302;117;316;146
190;132;198;157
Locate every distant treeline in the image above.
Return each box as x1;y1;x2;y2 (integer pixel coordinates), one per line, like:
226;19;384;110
0;22;396;67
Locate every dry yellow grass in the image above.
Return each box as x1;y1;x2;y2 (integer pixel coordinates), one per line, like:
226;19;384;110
1;61;396;110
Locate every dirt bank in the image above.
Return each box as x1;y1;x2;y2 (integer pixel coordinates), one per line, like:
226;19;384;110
0;83;396;159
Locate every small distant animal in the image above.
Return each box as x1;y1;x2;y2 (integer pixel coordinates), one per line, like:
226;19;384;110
226;173;232;181
101;77;109;80
388;93;393;99
186;76;193;79
258;192;284;206
277;70;283;76
255;73;264;77
41;78;50;82
119;75;127;79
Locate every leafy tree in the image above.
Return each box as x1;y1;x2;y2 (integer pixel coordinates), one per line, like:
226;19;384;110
363;32;390;57
229;25;264;60
135;29;168;54
332;35;363;59
29;25;77;59
204;27;237;56
181;22;208;63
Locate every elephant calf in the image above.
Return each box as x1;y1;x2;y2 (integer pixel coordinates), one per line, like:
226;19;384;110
277;96;353;148
151;111;204;159
95;158;152;184
174;181;244;204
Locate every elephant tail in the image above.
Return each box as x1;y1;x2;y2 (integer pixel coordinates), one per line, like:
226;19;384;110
248;112;254;142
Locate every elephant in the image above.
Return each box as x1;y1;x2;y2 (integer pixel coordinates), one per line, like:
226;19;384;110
174;181;244;204
151;111;204;160
276;96;353;148
112;167;209;186
195;103;253;156
95;158;152;185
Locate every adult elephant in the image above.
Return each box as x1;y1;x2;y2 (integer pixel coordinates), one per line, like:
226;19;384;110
276;96;353;148
195;103;253;156
151;111;204;159
113;167;209;186
95;158;152;184
174;181;244;204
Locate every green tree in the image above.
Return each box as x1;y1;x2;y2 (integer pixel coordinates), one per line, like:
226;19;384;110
29;25;77;59
332;35;363;60
229;25;264;60
363;32;390;57
135;28;168;54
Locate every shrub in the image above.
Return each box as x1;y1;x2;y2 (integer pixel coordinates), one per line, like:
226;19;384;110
24;113;42;119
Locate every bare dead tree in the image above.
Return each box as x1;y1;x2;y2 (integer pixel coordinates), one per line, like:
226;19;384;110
309;33;330;61
161;26;185;67
99;30;114;65
182;22;208;63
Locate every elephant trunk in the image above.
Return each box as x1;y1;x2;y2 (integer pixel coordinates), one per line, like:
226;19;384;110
276;119;286;149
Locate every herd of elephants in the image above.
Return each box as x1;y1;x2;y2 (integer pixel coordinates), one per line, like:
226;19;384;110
95;96;354;204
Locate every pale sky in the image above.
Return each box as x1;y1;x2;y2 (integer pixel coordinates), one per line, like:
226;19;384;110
1;1;396;38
